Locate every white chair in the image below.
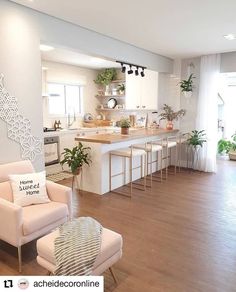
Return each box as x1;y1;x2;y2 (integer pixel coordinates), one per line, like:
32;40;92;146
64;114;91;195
109;146;147;197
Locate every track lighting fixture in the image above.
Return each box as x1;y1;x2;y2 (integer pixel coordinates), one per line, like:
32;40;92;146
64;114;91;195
127;65;133;74
121;63;126;73
116;61;146;77
140;67;145;77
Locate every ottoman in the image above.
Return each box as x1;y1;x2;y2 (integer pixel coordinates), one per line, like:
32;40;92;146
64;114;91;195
36;226;123;280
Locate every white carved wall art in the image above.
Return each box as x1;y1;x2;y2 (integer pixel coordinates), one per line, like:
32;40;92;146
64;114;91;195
0;74;42;161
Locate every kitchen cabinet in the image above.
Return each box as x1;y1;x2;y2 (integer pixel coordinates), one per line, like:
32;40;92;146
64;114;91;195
125;69;158;110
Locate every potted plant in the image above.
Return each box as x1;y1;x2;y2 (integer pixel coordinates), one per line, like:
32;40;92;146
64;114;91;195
218;133;236;160
117;83;125;95
120;118;131;135
187;130;207;149
60;142;92;175
179;73;195;98
94;68;117;95
159;104;186;130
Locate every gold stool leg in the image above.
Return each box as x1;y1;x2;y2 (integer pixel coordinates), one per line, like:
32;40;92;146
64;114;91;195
109;154;112;192
109;267;118;284
18;246;22;273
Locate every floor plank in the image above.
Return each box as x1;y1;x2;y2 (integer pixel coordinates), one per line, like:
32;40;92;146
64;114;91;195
1;160;236;291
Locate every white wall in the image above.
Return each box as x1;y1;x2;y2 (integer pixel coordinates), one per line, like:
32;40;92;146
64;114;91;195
0;0;44;170
0;0;173;170
42;61;99;128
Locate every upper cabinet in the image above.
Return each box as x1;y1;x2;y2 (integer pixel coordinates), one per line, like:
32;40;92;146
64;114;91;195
125;69;158;110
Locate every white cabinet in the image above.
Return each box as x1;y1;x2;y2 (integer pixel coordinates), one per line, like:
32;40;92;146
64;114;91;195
59;133;77;155
125;69;158;110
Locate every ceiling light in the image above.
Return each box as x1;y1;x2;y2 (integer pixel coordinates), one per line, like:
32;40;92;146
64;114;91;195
121;63;126;73
40;44;55;51
140;68;145;77
224;34;236;40
127;65;133;75
135;67;139;76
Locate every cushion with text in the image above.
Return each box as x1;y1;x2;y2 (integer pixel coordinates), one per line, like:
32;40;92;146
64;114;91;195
9;171;50;207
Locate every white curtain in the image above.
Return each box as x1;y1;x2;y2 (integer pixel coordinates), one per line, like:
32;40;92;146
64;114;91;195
195;54;221;172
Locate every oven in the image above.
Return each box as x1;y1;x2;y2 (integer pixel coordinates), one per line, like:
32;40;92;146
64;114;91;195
44;136;60;166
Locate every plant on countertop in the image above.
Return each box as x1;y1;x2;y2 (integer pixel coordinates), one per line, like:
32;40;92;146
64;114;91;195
179;73;195;92
60;143;91;175
187;130;207;149
94;68;117;86
120;118;131;128
218;133;236;155
159;104;186;122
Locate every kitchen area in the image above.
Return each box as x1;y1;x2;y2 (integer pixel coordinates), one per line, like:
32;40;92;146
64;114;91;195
41;46;177;193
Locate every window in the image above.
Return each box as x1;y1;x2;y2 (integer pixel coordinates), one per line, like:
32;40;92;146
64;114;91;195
47;83;83;116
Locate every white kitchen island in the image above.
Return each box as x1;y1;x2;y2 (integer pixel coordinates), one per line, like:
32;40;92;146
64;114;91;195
75;128;179;195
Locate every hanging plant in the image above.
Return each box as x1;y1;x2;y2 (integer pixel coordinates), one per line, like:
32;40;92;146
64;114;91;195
179;73;195;92
94;68;117;86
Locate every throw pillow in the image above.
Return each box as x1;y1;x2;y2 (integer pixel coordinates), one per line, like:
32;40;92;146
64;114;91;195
9;171;50;207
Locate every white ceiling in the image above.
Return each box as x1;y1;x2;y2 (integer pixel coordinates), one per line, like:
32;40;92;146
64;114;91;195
12;0;236;58
41;48;119;69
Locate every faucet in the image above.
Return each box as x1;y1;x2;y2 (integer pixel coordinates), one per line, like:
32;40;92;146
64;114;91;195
67;112;76;128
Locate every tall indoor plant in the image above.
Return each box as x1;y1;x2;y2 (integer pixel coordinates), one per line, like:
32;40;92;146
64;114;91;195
159;104;186;130
187;130;207;169
60;142;91;175
218;133;236;160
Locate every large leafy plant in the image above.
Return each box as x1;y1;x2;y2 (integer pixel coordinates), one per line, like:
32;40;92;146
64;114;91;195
159;104;186;122
94;68;117;86
179;73;195;92
187;130;207;149
218;133;236;154
60;143;91;174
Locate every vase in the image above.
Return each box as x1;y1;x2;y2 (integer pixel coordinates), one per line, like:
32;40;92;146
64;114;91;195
105;85;110;96
166;121;173;130
73;167;82;175
183;91;192;99
121;127;129;135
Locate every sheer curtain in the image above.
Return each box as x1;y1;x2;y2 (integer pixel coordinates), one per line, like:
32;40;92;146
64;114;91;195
195;54;221;172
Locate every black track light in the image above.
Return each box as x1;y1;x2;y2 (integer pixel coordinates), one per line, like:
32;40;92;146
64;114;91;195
127;65;133;74
121;63;126;73
116;61;146;77
140;67;145;77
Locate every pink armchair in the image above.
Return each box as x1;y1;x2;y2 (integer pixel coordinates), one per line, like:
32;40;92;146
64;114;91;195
0;160;72;272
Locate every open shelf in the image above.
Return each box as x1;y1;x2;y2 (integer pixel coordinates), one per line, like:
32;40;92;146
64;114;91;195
95;94;125;98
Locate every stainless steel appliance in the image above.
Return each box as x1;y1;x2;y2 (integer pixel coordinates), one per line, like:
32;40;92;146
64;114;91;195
44;136;60;166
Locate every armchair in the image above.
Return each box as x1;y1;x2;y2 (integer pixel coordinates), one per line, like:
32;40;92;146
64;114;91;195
0;160;72;272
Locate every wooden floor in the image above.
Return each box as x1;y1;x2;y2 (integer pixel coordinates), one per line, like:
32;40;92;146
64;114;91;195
1;160;236;291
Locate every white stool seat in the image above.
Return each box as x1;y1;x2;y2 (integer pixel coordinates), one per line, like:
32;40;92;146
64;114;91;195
134;143;162;152
110;148;146;158
162;141;177;148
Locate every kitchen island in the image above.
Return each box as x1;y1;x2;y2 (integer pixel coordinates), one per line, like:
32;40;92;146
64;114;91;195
75;128;178;195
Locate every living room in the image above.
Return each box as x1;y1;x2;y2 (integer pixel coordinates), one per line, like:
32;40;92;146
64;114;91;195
0;1;236;291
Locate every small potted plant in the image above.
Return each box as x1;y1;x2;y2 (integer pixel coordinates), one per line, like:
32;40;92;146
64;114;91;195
120;118;131;135
159;104;186;130
218;133;236;160
60;142;91;175
187;130;207;149
94;68;117;96
179;73;195;98
117;83;125;95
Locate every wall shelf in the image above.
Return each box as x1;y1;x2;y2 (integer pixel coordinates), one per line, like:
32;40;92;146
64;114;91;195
95;94;125;98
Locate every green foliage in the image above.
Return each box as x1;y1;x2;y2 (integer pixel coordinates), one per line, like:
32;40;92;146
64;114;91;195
217;133;236;154
120;118;131;128
159;104;186;122
60;143;91;174
94;68;117;86
187;130;207;149
117;83;125;93
179;73;195;92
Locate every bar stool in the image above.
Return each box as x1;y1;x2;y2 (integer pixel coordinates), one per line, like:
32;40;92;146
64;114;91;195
159;136;178;179
109;146;147;197
133;139;163;187
177;132;190;171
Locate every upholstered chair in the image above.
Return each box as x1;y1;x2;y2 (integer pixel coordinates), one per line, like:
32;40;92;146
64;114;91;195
0;160;72;272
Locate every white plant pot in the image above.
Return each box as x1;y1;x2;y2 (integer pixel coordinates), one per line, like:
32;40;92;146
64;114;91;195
183;91;192;99
229;150;236;160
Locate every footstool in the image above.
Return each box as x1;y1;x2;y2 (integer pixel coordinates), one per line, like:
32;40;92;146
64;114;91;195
36;226;123;280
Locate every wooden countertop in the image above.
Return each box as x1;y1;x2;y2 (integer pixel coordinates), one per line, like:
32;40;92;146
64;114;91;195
75;128;179;144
